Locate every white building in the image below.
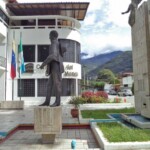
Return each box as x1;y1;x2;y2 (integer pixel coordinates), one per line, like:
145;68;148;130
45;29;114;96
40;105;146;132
122;72;134;88
0;0;89;105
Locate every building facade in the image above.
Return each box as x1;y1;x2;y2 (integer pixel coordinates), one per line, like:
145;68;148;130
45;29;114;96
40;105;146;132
0;0;89;105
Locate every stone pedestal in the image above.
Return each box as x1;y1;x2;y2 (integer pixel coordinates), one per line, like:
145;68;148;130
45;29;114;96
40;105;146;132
34;106;62;144
42;134;56;144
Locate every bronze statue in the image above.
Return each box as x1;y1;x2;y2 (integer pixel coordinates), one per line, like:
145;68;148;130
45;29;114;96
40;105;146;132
122;0;142;26
39;30;66;106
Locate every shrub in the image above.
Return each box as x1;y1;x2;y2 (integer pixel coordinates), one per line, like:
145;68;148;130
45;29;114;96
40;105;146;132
81;91;108;103
95;91;108;99
69;96;84;108
87;96;108;103
82;91;95;98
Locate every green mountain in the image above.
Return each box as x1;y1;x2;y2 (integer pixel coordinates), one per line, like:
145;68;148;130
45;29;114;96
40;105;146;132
83;51;133;77
81;51;123;74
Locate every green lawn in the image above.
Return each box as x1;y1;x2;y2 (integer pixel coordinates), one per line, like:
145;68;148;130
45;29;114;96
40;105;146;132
81;108;135;119
98;122;150;142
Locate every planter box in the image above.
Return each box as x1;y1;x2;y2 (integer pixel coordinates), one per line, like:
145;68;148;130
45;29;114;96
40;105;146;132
80;103;134;110
91;122;150;150
0;101;24;109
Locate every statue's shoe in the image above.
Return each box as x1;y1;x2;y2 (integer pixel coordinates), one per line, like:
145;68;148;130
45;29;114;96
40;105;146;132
50;102;60;107
39;102;49;106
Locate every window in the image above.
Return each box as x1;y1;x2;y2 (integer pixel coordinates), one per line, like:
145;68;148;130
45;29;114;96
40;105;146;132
57;19;72;27
18;79;35;97
38;19;55;26
0;9;9;25
59;39;81;63
23;45;35;62
37;79;48;97
38;45;49;62
21;20;36;26
62;79;76;96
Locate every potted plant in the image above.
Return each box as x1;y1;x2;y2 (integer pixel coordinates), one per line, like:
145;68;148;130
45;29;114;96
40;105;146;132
69;96;83;118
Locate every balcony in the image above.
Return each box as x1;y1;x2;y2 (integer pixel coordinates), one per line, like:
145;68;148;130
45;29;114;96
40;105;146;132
9;15;81;32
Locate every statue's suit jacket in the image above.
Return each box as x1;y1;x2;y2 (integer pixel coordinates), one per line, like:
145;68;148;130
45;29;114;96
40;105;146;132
46;40;66;76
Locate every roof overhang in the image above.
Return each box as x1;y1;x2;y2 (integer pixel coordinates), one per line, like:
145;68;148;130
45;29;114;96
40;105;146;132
6;2;89;20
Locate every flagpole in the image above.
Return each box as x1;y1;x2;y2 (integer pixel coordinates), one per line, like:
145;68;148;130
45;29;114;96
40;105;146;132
19;32;22;101
19;68;21;101
12;80;14;101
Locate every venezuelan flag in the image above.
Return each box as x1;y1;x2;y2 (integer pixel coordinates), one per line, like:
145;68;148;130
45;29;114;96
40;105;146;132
10;40;16;79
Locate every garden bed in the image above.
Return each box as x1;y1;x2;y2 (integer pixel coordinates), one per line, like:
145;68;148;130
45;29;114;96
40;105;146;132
81;108;135;119
91;122;150;150
80;108;150;150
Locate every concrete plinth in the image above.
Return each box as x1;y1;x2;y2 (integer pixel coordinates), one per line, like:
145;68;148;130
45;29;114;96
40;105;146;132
34;106;62;144
42;134;56;144
0;101;24;109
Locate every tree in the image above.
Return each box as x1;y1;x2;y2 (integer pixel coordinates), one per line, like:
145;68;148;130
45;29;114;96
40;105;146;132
97;69;116;84
92;81;105;91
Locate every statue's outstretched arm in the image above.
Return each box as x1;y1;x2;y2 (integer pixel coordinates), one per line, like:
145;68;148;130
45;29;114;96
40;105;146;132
39;55;54;69
121;4;131;14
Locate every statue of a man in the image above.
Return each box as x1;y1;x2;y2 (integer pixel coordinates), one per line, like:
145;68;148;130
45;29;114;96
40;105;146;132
39;30;66;106
121;0;142;26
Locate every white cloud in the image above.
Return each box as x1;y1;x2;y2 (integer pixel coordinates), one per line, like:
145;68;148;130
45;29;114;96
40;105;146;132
83;13;96;26
80;0;134;57
87;0;104;12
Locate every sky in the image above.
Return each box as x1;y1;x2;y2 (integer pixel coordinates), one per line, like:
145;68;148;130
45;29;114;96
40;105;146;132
17;0;144;58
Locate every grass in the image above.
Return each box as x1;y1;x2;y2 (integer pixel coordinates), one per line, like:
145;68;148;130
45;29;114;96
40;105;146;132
81;108;135;119
98;122;150;142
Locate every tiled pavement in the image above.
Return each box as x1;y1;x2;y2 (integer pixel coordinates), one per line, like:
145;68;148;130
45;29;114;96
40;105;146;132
0;105;101;150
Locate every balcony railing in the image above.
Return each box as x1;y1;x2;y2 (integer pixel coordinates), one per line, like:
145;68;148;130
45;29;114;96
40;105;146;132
0;56;6;68
9;15;80;31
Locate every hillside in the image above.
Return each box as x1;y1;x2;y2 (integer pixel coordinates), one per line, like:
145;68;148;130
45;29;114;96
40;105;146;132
81;51;123;73
87;51;133;77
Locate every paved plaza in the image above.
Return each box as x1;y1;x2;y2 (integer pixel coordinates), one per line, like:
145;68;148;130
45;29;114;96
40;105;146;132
0;105;100;150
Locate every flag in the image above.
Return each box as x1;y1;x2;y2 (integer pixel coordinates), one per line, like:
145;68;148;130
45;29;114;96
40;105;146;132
18;35;25;73
10;40;16;79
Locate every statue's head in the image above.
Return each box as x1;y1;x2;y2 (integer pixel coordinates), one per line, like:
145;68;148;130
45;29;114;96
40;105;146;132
49;30;58;40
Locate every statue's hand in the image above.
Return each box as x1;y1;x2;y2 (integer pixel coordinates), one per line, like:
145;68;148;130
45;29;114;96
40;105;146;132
121;12;125;15
39;63;45;69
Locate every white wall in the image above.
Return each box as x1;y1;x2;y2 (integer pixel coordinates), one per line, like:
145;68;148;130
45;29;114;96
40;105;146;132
122;76;134;88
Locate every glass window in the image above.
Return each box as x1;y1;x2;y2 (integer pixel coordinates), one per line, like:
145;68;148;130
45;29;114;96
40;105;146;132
23;45;35;62
57;19;72;27
76;42;81;63
21;19;36;26
0;9;9;25
38;45;49;62
62;79;76;96
37;79;48;97
38;19;55;26
18;79;35;97
59;39;80;63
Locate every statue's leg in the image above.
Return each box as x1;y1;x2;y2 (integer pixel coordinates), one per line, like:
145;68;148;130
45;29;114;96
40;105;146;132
51;72;62;107
39;76;53;106
55;74;62;106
